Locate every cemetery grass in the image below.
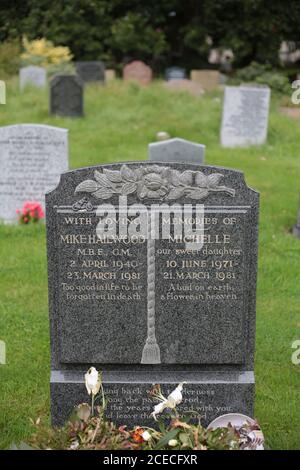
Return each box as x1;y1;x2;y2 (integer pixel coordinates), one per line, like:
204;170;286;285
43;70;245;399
0;78;300;450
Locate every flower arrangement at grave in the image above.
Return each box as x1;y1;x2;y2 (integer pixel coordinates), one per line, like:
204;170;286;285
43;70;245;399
26;367;264;451
16;201;44;224
21;37;74;75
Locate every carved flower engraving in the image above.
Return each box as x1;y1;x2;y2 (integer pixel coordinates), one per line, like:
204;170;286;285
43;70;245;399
74;164;235;201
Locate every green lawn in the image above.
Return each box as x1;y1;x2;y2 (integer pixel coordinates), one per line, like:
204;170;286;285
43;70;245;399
0;78;300;450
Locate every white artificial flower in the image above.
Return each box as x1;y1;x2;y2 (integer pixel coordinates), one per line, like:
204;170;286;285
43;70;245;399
70;439;79;450
168;439;178;447
76;403;91;422
84;367;101;396
166;382;184;408
151;401;168;420
142;430;151;441
151;382;185;420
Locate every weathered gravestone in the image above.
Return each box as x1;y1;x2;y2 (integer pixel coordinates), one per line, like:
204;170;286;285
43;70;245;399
123;61;153;86
75;61;105;83
149;138;205;164
164;79;204;97
190;70;220;91
0;124;68;222
221;85;271;147
165;67;186;81
47;157;259;427
20;65;46;90
105;69;116;81
50;75;84;117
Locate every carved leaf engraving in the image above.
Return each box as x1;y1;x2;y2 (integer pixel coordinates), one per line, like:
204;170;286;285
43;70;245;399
74;164;236;201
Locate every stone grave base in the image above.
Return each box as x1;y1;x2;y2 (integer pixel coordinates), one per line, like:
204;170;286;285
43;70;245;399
50;370;255;428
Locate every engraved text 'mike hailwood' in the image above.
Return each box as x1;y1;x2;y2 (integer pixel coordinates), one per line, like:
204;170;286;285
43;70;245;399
74;165;236;364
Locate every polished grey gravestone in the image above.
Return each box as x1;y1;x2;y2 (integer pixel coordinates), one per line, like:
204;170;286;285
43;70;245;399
0;124;68;222
149;138;205;164
75;61;105;83
220;85;271;147
293;205;300;238
50;74;83;117
47;157;259;428
20;65;46;90
165;67;186;81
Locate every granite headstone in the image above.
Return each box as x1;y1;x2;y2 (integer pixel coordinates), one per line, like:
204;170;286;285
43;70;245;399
50;74;84;117
0;124;68;222
20;66;46;90
221;85;271;147
123;61;153;86
165;67;186;81
149;138;205;164
293;205;300;238
47;156;259;427
75;61;105;83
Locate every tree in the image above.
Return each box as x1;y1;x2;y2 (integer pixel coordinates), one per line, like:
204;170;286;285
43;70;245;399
1;0;300;70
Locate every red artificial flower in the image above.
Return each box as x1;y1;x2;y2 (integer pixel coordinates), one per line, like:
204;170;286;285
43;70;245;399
17;201;44;223
132;427;145;443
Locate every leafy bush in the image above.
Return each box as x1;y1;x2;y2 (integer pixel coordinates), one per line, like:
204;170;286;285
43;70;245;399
235;61;291;94
0;41;20;77
21;37;74;75
110;12;168;61
2;1;298;69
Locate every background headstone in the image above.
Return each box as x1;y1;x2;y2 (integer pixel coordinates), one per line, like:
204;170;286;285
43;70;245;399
0;124;68;222
105;69;116;81
293;205;300;238
123;61;153;86
280;107;300;120
190;70;220;91
75;61;105;83
20;66;46;90
165;67;186;81
50;74;84;117
219;73;228;85
149;137;205;163
47;158;258;428
164;79;204;97
220;85;271;147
